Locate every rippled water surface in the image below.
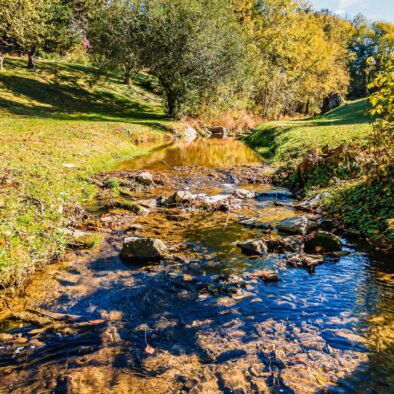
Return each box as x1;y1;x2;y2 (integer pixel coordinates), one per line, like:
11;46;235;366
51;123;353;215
0;139;393;393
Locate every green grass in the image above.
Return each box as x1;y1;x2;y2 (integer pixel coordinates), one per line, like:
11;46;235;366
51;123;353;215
0;58;176;288
245;99;373;164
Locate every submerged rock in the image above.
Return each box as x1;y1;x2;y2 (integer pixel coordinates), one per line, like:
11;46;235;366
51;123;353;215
219;370;248;393
277;216;317;235
305;231;342;253
120;237;167;262
257;190;293;200
238;239;268;255
238;217;271;230
136;171;154;185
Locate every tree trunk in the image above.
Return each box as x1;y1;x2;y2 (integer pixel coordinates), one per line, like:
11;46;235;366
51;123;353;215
123;65;133;86
166;90;177;119
0;51;4;71
27;47;37;70
305;98;310;115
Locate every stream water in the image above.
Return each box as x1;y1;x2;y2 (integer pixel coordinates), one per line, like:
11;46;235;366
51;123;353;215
0;138;393;393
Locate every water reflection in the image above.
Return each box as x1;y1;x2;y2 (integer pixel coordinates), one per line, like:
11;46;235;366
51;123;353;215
117;138;262;171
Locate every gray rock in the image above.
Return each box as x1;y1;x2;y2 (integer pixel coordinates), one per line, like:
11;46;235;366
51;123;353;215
120;237;167;262
266;236;303;253
238;239;268;255
136;171;154;185
184;125;198;143
285;253;324;269
172;190;196;204
299;192;330;212
233;189;256;199
277;216;317;235
305;231;341;253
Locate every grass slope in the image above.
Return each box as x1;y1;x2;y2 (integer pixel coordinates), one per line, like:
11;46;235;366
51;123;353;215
245;99;372;164
0;58;174;288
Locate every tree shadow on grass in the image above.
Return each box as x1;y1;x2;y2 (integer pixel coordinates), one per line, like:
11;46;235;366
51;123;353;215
0;74;165;122
243;125;293;161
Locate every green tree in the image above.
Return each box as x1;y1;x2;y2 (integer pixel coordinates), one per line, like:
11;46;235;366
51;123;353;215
89;0;249;118
88;0;143;85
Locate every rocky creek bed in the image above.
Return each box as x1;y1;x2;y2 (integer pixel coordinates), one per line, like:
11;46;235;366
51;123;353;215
0;138;393;393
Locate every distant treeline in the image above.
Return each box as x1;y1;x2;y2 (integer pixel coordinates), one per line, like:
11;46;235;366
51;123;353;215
1;0;393;118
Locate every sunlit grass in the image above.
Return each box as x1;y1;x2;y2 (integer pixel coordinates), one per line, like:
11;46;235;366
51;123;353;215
245;99;373;164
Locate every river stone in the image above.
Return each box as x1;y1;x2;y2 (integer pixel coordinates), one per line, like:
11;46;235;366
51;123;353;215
276;216;317;235
266;236;303;253
233;189;256;199
249;269;279;283
208;126;228;138
299;192;330;212
285;253;324;269
172;190;196;204
238;217;270;229
305;231;341;253
238;239;268;255
136;171;154;185
120;237;167;262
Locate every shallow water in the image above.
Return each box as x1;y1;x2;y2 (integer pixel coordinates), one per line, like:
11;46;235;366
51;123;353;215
0;139;393;393
116;138;262;171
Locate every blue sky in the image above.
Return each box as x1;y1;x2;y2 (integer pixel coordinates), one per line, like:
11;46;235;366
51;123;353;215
310;0;394;23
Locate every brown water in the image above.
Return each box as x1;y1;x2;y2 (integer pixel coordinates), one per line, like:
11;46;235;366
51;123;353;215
0;139;393;393
116;138;262;171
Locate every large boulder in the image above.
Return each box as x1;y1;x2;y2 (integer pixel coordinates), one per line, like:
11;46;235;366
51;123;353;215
276;216;317;235
238;239;268;255
305;231;341;253
120;237;167;263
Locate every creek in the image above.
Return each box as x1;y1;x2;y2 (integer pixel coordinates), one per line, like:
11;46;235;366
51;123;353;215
0;138;393;393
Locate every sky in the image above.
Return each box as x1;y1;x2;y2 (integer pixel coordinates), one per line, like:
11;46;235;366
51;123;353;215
310;0;394;23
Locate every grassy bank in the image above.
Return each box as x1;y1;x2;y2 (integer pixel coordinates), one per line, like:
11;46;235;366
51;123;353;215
0;58;175;288
246;100;393;248
246;99;372;164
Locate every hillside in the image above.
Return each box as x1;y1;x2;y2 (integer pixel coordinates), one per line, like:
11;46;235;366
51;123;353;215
0;58;174;287
245;99;373;164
